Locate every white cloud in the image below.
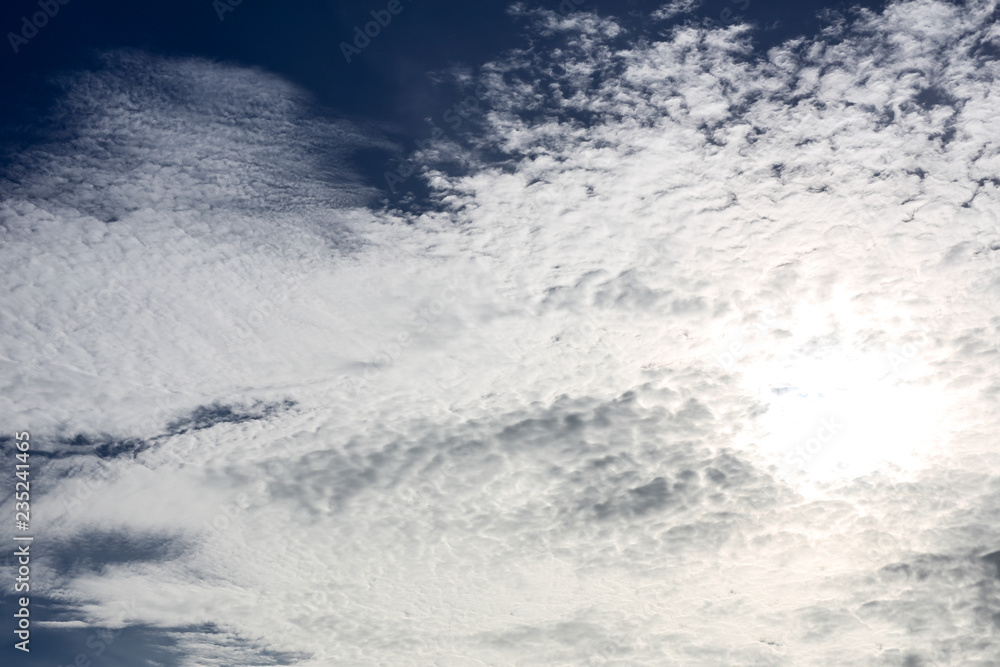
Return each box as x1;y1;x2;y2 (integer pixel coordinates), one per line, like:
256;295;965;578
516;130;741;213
4;0;1000;664
652;0;703;21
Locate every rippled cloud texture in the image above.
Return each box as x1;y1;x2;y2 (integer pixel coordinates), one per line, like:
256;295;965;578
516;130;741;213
3;0;1000;664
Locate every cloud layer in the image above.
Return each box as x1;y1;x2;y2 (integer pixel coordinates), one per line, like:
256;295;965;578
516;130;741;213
3;1;1000;664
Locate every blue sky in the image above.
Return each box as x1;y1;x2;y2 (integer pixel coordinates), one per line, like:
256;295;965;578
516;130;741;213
1;0;889;204
3;0;1000;665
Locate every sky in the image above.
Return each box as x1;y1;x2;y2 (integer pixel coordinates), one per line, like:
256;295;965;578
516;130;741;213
1;0;1000;665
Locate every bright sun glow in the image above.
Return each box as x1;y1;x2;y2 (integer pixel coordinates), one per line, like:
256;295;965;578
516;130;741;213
741;347;945;485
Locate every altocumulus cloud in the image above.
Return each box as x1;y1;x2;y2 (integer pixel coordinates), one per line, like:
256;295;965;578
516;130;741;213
3;0;1000;664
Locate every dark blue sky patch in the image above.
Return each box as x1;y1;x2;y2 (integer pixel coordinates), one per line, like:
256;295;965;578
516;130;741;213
981;549;1000;578
973;35;1000;61
913;85;957;110
0;593;183;667
175;623;314;665
0;400;295;490
1;0;890;209
166;398;296;435
3;434;153;465
1;435;135;483
0;596;310;665
43;529;189;577
62;434;149;461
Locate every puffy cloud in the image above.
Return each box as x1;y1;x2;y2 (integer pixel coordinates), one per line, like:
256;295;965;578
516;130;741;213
3;0;1000;664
